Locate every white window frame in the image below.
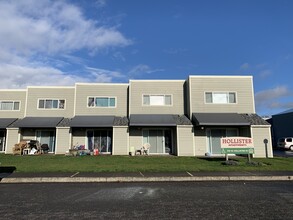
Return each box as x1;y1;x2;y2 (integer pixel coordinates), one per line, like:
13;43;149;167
37;99;66;110
0;100;21;111
204;92;237;104
142;94;173;106
87;96;117;108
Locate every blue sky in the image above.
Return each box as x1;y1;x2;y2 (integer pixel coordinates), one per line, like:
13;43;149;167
0;0;292;116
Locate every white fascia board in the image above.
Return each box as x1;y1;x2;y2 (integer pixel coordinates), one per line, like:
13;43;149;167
75;83;129;86
129;80;185;83
189;75;253;79
27;86;75;89
0;89;27;92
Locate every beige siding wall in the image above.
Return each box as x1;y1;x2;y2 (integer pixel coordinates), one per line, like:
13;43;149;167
251;126;273;158
177;126;194;156
75;84;128;116
129;128;142;151
25;87;75;117
194;129;207;156
56;127;70;154
5;128;19;154
189;76;255;115
0;90;26;118
113;126;129;155
130;80;185;115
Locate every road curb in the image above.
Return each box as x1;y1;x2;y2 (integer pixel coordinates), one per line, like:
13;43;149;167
1;176;292;183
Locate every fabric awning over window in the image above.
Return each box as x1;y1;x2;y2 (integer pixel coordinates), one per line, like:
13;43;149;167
12;117;64;128
69;116;115;127
129;114;177;126
0;118;18;129
192;113;250;126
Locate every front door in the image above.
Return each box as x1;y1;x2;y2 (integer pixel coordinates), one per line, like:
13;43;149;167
143;129;173;154
207;128;238;155
36;130;56;153
87;130;112;153
0;130;5;152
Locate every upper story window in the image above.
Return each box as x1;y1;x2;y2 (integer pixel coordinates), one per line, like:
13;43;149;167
0;101;20;110
143;95;172;106
205;92;236;104
88;97;116;108
38;99;65;109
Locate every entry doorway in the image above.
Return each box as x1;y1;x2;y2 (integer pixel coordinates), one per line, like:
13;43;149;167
36;130;56;153
207;128;238;155
87;130;112;154
143;129;173;154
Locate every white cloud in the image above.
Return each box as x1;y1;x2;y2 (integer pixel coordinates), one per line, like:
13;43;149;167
86;66;125;82
259;70;272;78
0;0;131;88
255;86;293;114
240;63;250;70
0;0;131;55
0;64;88;89
255;86;290;102
128;64;165;76
95;0;107;8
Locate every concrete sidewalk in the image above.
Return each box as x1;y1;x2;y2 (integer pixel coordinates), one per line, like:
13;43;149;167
1;171;293;183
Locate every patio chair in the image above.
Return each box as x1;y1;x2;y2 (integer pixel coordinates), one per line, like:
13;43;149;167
142;143;151;155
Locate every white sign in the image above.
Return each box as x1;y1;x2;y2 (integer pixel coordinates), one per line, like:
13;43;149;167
221;137;254;148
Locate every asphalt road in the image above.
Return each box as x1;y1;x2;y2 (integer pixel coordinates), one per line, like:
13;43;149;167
1;181;292;219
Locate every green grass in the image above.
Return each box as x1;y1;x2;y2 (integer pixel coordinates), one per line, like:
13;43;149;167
0;154;292;173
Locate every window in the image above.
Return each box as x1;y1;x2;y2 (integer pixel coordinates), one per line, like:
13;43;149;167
143;95;172;106
205;92;236;104
38;99;65;109
0;101;20;110
88;97;116;108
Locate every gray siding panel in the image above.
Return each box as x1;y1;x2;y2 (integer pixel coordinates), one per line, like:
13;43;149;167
251;126;273;158
189;76;255;113
26;87;75;117
5;128;19;154
56;127;70;154
194;129;207;156
75;84;128;116
177;126;194;156
0;90;26;118
113;127;129;155
130;81;185;115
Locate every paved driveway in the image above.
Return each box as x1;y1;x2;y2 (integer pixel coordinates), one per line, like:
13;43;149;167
273;149;293;157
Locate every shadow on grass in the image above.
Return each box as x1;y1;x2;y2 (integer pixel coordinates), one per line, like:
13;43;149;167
0;166;16;181
197;157;231;162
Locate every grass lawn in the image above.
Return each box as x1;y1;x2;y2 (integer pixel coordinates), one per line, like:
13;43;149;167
0;154;292;173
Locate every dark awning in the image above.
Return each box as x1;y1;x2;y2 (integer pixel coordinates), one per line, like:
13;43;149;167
12;117;64;128
69;116;115;127
192;113;250;126
0;118;18;129
129;114;177;126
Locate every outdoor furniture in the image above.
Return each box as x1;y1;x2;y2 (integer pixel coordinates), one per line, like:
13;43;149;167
142;143;151;155
135;143;151;155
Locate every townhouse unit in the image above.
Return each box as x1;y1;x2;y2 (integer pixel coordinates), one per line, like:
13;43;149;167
0;75;273;158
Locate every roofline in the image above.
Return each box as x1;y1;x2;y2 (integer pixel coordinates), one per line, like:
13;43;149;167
189;75;253;79
129;80;185;82
0;89;27;91
75;83;129;86
27;86;75;89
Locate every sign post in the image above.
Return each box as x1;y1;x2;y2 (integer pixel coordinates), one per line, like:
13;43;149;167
221;137;254;162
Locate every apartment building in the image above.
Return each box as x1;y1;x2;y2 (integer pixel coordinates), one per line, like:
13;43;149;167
0;75;273;157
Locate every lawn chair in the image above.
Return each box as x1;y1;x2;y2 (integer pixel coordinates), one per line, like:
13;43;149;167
142;143;151;155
